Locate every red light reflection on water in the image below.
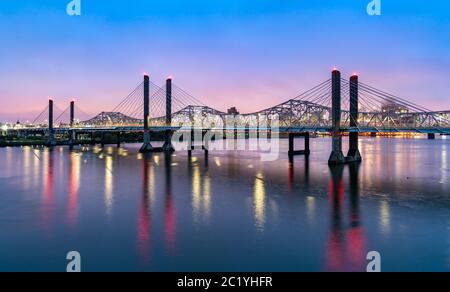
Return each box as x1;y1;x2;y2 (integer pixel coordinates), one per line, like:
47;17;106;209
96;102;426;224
325;166;366;272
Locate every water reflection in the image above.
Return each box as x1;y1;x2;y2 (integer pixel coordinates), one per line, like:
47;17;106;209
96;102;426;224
33;148;41;187
104;155;113;217
23;147;31;188
5;147;13;177
442;143;447;185
288;157;310;195
190;156;211;224
306;196;315;224
347;163;365;269
0;138;448;272
325;164;366;272
380;201;391;235
41;149;54;230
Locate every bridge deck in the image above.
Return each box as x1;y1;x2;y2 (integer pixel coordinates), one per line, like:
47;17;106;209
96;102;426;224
9;126;450;134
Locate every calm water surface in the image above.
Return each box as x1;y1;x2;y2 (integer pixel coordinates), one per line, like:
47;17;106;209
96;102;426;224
0;137;449;271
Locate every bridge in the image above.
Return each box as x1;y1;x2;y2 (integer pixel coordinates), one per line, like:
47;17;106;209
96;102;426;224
1;69;449;164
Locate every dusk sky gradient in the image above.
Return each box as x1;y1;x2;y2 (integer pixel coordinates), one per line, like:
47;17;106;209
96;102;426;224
0;0;449;121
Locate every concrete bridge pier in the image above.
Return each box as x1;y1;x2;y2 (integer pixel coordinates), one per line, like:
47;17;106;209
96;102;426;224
346;74;362;163
187;129;194;157
140;74;154;153
328;69;346;165
47;98;56;147
163;77;175;152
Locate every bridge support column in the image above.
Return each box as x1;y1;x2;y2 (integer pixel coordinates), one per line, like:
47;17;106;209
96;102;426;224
69;100;75;149
163;77;175;152
203;129;209;157
328;69;346;165
346;74;362;163
428;133;436;140
140;74;154;153
47;98;56;147
188;128;194;157
234;127;238;150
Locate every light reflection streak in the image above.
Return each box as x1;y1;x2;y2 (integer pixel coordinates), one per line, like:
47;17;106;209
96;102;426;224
33;148;41;187
306;196;315;224
5;147;13;177
192;163;201;219
214;157;221;167
41;149;54;230
441;143;447;184
190;156;212;224
325;164;366;272
203;172;211;220
164;154;176;253
380;200;391;235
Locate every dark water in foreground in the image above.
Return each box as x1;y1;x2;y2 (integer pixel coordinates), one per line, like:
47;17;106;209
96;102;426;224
0;137;449;272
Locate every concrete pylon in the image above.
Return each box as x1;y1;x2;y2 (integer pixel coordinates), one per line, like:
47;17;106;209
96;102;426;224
328;69;346;165
163;77;175;152
47;98;56;147
70;100;75;127
346;74;362;162
140;74;153;152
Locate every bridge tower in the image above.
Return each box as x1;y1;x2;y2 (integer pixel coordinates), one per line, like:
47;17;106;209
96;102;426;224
346;74;362;162
328;69;346;165
139;74;154;152
47;98;56;146
163;76;175;152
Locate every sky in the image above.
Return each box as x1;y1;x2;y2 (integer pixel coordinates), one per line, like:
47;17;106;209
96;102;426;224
0;0;449;121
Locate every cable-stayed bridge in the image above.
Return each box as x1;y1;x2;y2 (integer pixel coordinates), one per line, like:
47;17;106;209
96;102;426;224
2;70;449;164
20;72;450;133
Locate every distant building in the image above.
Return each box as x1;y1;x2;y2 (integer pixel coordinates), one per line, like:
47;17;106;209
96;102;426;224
227;107;240;115
381;102;409;114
